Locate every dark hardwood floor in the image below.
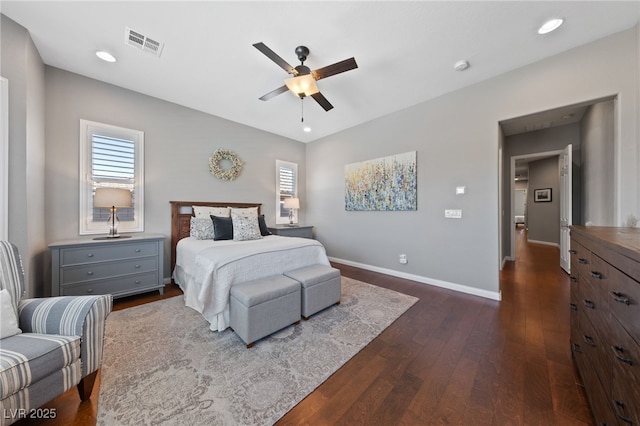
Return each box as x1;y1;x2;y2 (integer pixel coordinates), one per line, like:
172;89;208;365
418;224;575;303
17;227;592;425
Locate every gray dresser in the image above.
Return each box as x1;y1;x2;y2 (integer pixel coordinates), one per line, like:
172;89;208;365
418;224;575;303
49;234;165;299
268;225;314;239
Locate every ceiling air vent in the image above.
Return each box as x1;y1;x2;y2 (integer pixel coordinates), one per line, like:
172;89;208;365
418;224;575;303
125;27;164;57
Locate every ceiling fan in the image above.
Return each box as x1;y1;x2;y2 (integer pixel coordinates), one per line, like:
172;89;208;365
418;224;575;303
253;42;358;112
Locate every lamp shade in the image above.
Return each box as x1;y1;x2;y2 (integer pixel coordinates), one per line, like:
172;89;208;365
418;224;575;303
284;75;319;97
283;197;300;209
93;188;132;208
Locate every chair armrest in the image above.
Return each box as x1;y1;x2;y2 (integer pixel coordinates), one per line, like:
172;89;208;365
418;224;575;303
18;295;113;377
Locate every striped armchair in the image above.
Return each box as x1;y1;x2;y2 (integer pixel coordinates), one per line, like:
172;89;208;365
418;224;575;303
0;241;112;425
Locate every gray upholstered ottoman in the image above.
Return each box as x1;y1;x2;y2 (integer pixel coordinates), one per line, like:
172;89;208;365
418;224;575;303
284;264;341;319
229;275;301;348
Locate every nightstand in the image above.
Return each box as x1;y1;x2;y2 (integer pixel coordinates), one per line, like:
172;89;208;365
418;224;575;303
268;225;314;239
49;233;165;298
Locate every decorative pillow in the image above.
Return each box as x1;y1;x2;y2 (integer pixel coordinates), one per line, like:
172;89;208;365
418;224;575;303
211;215;234;241
0;289;21;339
232;213;262;241
258;214;271;236
193;206;230;218
230;207;258;218
190;217;215;240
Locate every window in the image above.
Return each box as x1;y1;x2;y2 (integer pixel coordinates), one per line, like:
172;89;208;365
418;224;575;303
79;120;144;235
275;160;298;224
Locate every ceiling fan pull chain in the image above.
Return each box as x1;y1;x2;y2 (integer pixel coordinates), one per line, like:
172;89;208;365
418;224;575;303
301;97;304;123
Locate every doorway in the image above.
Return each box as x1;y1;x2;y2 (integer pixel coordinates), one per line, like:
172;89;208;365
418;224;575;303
498;96;617;273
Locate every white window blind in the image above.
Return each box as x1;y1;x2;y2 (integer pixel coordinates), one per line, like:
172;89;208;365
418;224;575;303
275;160;298;224
91;134;135;221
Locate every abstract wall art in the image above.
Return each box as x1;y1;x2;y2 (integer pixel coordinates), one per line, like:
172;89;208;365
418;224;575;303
345;151;417;211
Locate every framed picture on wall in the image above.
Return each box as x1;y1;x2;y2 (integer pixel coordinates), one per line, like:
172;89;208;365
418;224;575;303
534;188;552;202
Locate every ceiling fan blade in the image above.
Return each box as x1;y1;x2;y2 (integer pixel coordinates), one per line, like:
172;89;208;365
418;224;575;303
311;92;334;111
312;57;358;81
259;85;289;101
253;42;296;75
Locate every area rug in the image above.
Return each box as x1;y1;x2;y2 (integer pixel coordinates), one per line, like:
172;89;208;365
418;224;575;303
96;277;418;425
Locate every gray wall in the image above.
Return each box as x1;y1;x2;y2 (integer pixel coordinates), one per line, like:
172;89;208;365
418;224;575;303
1;15;46;297
527;157;560;244
306;26;639;298
581;100;615;225
44;67;306;287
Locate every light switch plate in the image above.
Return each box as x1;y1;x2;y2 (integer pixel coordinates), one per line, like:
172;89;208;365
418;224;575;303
445;209;463;219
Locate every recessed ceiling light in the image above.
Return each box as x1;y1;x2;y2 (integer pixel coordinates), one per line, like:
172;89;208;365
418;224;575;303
303;126;311;133
96;51;117;63
538;18;564;35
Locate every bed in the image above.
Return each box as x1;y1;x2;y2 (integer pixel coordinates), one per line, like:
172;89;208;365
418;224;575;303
515;215;525;225
170;201;330;331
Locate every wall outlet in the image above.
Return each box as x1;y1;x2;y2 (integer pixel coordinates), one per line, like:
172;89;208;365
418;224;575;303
399;253;408;264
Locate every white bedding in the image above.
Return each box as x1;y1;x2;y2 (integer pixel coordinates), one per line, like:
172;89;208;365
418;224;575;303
173;235;330;331
515;215;525;224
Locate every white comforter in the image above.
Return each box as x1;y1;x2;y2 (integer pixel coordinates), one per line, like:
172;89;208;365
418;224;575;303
173;235;330;331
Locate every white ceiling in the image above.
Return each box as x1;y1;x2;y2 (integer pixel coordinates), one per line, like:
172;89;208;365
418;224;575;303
2;1;639;143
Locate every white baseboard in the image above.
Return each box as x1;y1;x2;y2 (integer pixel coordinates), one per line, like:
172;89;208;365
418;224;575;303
329;257;502;301
527;239;559;248
501;256;514;270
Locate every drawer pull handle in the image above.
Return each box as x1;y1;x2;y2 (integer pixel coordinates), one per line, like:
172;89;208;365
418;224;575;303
86;289;94;294
582;335;596;347
569;303;578;311
613;400;633;424
571;342;583;354
568;249;577;254
583;299;595;309
135;280;141;284
611;291;630;305
135;264;141;268
569;276;577;283
87;253;94;257
135;249;141;253
87;271;94;276
611;345;633;365
590;271;602;279
578;258;588;264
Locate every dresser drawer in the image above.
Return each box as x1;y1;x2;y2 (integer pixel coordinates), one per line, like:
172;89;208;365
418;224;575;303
611;376;640;425
580;362;619;426
570;239;592;278
569;273;580;332
60;257;158;285
610;316;640;426
60;241;158;266
60;272;160;297
584;255;612;303
578;309;612;392
607;263;640;339
579;271;610;336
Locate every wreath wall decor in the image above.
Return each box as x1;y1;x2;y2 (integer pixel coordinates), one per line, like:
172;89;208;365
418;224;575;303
209;148;243;181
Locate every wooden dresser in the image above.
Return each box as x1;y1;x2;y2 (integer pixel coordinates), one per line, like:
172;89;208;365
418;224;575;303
50;233;165;299
569;226;640;425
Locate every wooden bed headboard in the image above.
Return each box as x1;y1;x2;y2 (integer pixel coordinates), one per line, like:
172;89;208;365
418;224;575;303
169;201;262;273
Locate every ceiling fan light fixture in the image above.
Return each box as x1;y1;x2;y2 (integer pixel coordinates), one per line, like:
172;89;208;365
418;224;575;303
284;74;319;97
